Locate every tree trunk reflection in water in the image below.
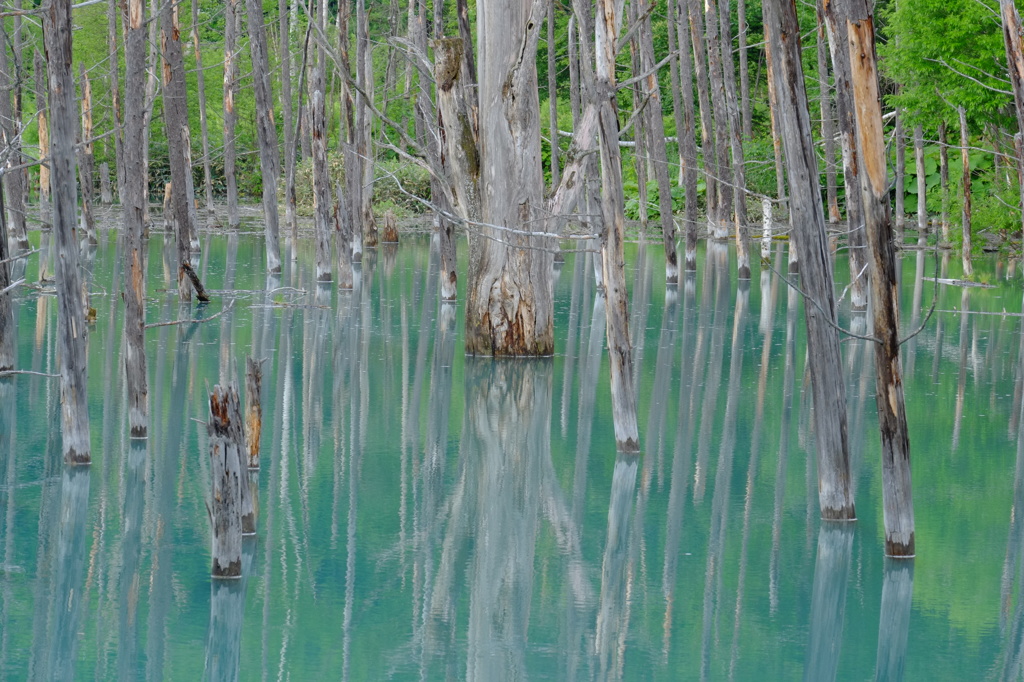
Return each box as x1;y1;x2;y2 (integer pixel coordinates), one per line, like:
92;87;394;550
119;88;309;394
560;252;588;437
874;559;914;682
1000;356;1024;676
694;243;730;503
803;524;853;682
647;281;680;487
117;439;146;679
953;288;971;450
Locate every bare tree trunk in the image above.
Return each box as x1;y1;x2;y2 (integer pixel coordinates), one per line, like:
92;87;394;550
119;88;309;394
11;1;27;238
356;0;377;250
596;0;639;451
738;0;751;140
209;385;243;578
0;16;27;250
0;182;13;371
939;121;950;244
822;0;868;310
464;1;554;357
719;0;750;277
672;0;699;271
765;38;786;224
688;0;717;236
959;106;973;276
311;0;333;282
1000;0;1024;240
161;0;207;301
142;0;159;229
279;0;298;256
704;0;733;239
107;0;124;203
915;124;927;244
817;0;840;224
245;0;282;274
77;63;96;245
44;0;91;464
123;0;148;438
192;0;215;215
894;109;906;243
846;2;915;555
245;357;262;469
764;0;854;520
548;2;560;188
223;0;240;229
35;49;50;228
637;0;678;283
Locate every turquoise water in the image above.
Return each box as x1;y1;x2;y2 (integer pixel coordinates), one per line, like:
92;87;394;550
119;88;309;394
0;228;1022;680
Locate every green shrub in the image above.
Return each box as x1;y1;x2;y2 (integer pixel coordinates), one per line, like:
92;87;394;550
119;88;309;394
289;155;430;218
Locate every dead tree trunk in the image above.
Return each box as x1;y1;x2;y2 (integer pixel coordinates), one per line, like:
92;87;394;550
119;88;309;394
823;0;868;310
959;106;973;276
637;0;679;283
245;0;282;274
209;385;243;578
35;49;50;228
0;182;13;372
107;0;124;203
44;0;91;465
688;0;717;237
738;0;751;140
704;0;733;239
0;17;27;250
245;357;262;470
894;109;906;240
596;0;640;451
816;1;840;224
548;2;560;188
123;0;149;438
77;63;96;244
718;0;750;277
671;0;699;271
310;0;333;282
191;0;215;215
1000;0;1024;240
915;124;927;243
846;2;915;556
223;0;240;229
355;0;377;249
463;1;554;356
279;0;298;254
764;0;854;520
161;0;206;301
142;0;159;229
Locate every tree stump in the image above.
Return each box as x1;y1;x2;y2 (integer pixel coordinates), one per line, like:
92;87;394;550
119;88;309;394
99;162;113;204
209;385;243;577
381;210;399;243
245;357;262;470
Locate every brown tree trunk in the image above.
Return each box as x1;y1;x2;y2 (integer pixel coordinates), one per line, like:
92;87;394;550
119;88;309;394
44;0;91;464
959;106;973;276
847;4;915;555
764;0;854;520
223;0;240;229
1000;0;1024;239
123;0;148;438
245;0;282;274
245;357;262;470
0;16;27;250
192;0;215;215
35;49;50;228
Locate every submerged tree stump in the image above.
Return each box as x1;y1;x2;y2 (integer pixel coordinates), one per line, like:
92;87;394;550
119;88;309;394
381;210;399;244
209;385;243;577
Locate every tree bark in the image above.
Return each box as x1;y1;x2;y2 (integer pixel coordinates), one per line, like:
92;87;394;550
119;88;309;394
817;0;839;224
279;0;298;255
894;109;906;241
356;0;377;249
107;0;124;204
34;49;50;228
310;0;333;282
823;0;868;310
245;0;282;274
703;0;732;239
142;0;159;229
764;0;854;520
77;62;96;244
192;0;215;215
596;0;639;451
672;0;699;271
915;124;927;244
959;106;973;276
44;0;91;464
718;0;750;277
123;0;148;438
939;120;950;244
687;0;717;237
1000;0;1024;239
738;0;751;140
245;357;262;470
846;4;915;555
548;2;560;188
0;16;27;250
209;385;243;578
464;0;553;357
223;0;240;229
0;181;13;372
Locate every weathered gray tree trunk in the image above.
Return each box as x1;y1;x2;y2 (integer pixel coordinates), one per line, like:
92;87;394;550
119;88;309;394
596;0;639;451
35;49;50;228
245;357;262;470
209;385;243;578
637;0;678;283
671;0;699;271
223;0;240;229
160;0;206;301
123;0;149;438
141;0;159;229
823;0;868;309
764;0;854;520
738;0;751;140
44;0;91;465
547;3;560;188
894;109;906;240
77;63;96;244
704;0;733;239
816;2;840;225
939;121;951;244
915;124;927;243
847;2;915;555
107;0;124;203
310;0;333;282
279;0;298;255
718;0;750;277
959;106;973;276
0;16;27;250
191;0;215;215
1000;0;1024;240
463;1;553;356
688;0;717;237
355;0;377;250
245;0;282;274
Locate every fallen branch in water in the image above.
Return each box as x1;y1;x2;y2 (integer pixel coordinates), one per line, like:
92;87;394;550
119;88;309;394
145;300;235;329
0;369;59;378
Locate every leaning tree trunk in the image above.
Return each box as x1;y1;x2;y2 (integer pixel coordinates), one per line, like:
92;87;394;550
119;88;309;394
245;0;282;274
161;0;207;301
959;106;973;276
596;0;640;452
223;0;240;229
0;16;27;250
764;0;855;520
123;0;149;438
464;1;554;357
846;0;915;556
44;0;91;464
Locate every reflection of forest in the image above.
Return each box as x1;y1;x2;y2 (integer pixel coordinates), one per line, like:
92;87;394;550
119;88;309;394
4;238;1024;678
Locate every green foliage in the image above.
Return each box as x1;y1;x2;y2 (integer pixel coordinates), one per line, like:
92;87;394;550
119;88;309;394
291;155;430;218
